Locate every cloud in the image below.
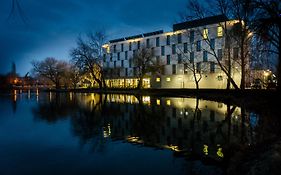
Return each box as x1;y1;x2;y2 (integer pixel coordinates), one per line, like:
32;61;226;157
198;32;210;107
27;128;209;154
0;0;186;75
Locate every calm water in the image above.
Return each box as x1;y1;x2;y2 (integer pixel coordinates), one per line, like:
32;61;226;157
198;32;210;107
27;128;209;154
0;91;278;175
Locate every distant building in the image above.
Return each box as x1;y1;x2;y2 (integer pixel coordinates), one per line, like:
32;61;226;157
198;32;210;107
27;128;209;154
102;15;245;89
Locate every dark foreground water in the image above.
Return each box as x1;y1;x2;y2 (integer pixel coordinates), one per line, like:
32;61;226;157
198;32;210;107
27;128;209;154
0;92;279;175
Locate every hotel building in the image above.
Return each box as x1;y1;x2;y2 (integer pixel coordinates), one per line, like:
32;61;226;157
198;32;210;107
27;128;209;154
102;15;243;89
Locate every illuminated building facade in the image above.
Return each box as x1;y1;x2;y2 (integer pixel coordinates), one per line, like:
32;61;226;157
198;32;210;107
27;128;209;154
102;15;243;89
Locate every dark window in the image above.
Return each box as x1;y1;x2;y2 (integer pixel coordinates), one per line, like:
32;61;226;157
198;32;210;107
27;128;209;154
217;49;222;60
137;41;140;49
129;59;132;68
121;43;124;52
121;60;124;67
210;39;215;50
151;47;154;55
125;68;128;76
178;54;182;64
203;51;208;62
103;54;106;62
156;37;160;47
233;47;239;59
110;53;113;61
196;62;201;73
146;39;150;48
190;31;194;43
161;46;165;56
190;52;194;62
184;64;188;74
114;61;116;68
210;62;215;73
156;56;160;64
184;43;188;53
125;51;128;60
133;50;136;56
166;35;170;45
196;41;201;51
113;45;116;53
172;64;176;74
117;52;120;60
172;44;176;54
129;42;132;51
178;33;182;43
167;55;170;65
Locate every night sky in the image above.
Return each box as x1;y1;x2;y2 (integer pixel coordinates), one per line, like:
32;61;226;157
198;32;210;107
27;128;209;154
0;0;187;76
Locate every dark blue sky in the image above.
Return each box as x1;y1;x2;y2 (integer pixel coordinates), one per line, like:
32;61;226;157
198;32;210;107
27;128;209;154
0;0;187;75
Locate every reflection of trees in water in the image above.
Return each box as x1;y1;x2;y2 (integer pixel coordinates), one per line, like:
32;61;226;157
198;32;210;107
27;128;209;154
32;93;77;123
31;93;279;161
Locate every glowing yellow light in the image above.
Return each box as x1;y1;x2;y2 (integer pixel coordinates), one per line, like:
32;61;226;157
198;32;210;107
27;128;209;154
156;77;161;82
217;148;224;158
142;96;151;105
203;28;208;39
36;89;39;96
156;99;161;105
103;124;111;138
217;26;223;37
166;77;171;82
102;44;110;53
166;100;171;106
203;144;208;155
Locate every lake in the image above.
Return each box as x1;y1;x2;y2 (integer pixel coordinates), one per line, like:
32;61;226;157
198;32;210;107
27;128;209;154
0;91;279;175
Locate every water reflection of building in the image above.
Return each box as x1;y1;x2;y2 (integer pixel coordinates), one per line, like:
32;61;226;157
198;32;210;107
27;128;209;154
32;93;253;161
73;94;249;160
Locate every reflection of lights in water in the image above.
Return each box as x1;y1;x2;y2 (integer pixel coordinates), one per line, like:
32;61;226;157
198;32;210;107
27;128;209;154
217;148;224;158
70;93;73;101
49;92;52;102
180;111;183;115
127;136;143;144
103;124;111;138
36;89;39;96
165;145;180;152
142;96;150;105
156;99;161;105
13;90;17;101
28;90;31;99
203;145;208;155
185;111;188;116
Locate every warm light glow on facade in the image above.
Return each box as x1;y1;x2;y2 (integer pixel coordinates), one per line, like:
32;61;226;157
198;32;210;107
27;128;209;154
203;28;208;39
102;44;110;53
166;100;171;106
217;26;223;37
156;77;161;82
156;99;161;105
166;77;171;82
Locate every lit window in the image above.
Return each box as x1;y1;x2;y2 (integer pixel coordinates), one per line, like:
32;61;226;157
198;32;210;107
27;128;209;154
166;100;171;106
166;77;171;82
217;26;223;37
203;28;208;39
156;78;161;82
156;99;161;105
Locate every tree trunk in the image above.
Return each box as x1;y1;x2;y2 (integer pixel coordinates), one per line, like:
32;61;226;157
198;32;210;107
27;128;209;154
277;48;281;92
240;39;245;90
137;77;143;89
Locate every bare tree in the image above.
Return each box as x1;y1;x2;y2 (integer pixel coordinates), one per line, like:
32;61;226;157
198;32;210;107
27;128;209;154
64;63;81;89
175;39;207;89
252;0;280;90
179;0;257;89
70;31;107;89
31;57;68;89
131;46;164;89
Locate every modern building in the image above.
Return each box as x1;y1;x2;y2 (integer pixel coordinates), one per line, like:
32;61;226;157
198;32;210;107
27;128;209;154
102;15;243;89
